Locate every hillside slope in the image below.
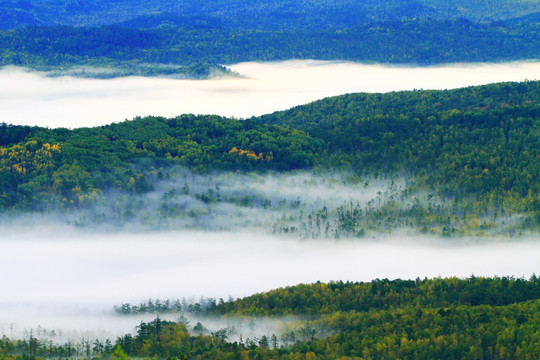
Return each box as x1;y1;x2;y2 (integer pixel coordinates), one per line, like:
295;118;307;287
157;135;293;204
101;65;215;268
1;82;538;234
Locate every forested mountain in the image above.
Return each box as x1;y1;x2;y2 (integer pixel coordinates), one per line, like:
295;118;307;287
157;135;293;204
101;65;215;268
1;0;538;29
1;18;538;73
0;115;322;210
0;0;538;76
1;82;538;235
2;276;540;359
259;81;539;197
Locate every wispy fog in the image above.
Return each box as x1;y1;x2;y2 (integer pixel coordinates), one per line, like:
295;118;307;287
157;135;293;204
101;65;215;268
12;169;390;232
0;61;538;128
0;302;290;345
0;168;523;237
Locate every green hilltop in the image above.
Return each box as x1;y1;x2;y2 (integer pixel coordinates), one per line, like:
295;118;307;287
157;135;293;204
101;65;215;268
1;81;538;235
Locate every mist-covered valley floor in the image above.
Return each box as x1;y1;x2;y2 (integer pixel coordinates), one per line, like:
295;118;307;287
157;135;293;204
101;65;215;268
1;167;539;346
2;225;539;344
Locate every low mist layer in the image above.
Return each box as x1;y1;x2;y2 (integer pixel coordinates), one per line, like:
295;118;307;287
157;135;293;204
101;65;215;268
1;228;538;304
0;61;538;128
1;226;538;342
0;303;289;345
2;167;528;236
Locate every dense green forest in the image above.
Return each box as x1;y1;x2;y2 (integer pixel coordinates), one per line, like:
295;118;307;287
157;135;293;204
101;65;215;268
2;276;539;359
1;81;538;235
1;0;538;29
114;276;540;316
210;276;540;316
260;81;540;236
0;0;538;77
0;17;538;77
0;115;322;207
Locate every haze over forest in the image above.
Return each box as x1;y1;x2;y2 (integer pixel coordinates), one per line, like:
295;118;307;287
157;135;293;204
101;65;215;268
0;0;539;359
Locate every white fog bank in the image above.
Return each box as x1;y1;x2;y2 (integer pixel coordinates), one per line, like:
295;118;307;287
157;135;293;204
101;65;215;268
1;229;538;304
1;228;538;341
1;61;538;128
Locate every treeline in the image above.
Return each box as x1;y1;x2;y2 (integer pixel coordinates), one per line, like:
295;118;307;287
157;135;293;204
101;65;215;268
209;276;540;316
0;17;538;76
44;62;235;79
113;297;224;315
3;277;540;360
113;276;540;316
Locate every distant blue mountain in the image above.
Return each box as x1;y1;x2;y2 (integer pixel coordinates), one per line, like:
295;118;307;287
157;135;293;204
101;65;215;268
0;0;537;76
1;0;538;29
